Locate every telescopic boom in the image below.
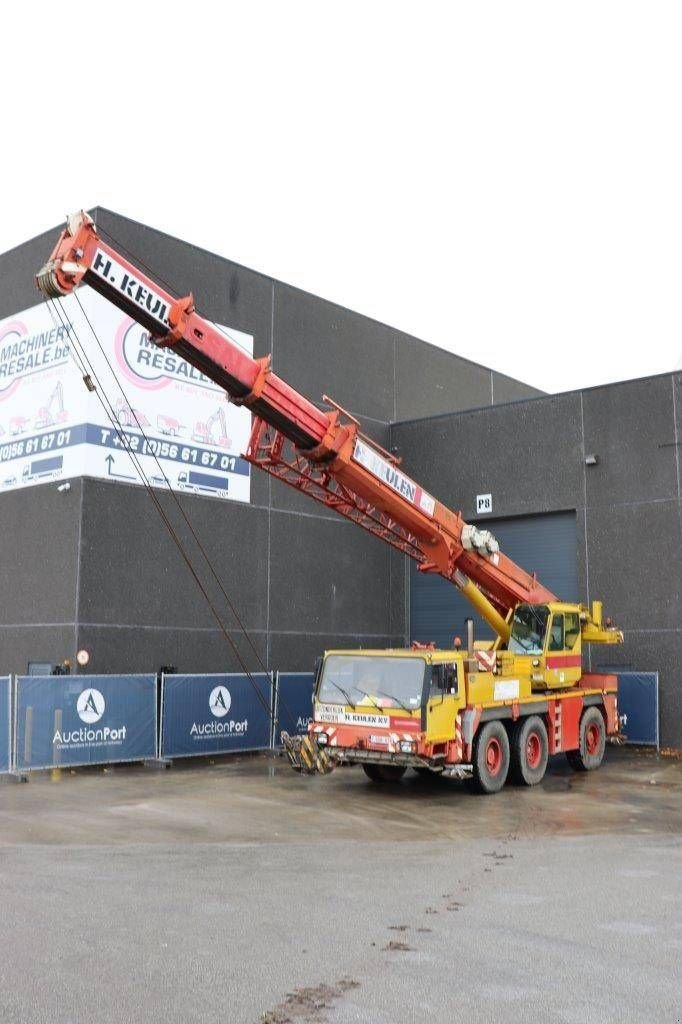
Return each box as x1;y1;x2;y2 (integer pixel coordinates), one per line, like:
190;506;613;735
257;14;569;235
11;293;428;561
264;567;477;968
37;212;560;642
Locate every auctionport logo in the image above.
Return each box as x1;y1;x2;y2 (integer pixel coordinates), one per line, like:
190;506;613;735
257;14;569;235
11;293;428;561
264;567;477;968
190;685;247;739
209;686;231;717
52;686;127;748
77;688;105;724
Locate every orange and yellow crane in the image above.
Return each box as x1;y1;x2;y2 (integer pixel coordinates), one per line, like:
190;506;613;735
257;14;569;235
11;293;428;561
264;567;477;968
36;212;623;793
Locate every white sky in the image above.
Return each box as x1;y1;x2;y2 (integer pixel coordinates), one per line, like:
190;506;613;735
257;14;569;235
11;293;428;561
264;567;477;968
2;1;681;394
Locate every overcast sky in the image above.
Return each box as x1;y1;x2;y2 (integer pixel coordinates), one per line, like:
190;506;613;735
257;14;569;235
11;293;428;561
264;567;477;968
3;1;681;394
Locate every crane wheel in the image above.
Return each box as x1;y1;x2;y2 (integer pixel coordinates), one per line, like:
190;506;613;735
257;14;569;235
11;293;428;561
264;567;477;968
566;707;606;772
509;715;548;786
362;764;407;783
469;720;510;794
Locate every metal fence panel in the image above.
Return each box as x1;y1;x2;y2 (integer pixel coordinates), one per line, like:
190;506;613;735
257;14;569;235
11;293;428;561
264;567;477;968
15;674;157;771
616;672;659;747
273;672;315;747
0;677;10;773
160;673;272;759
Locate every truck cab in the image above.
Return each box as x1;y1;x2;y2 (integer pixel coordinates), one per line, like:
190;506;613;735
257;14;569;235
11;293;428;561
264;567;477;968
309;649;467;780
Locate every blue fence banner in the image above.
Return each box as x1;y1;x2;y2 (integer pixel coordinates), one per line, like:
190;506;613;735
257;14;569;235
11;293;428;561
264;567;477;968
274;672;315;746
15;674;157;771
616;672;659;747
160;673;273;759
0;676;10;773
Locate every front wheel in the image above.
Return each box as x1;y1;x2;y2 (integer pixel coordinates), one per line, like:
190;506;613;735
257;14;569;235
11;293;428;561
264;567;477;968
470;720;510;794
566;707;606;771
362;764;407;783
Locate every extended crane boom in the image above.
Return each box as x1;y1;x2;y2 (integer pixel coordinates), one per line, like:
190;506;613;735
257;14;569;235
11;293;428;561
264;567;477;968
37;212;560;641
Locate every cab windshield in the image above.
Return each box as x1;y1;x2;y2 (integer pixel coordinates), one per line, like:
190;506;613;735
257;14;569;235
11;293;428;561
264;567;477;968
317;655;425;711
509;604;549;654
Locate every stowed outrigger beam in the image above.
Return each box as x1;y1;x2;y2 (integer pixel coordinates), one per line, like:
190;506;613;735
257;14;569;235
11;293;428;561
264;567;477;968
281;732;334;775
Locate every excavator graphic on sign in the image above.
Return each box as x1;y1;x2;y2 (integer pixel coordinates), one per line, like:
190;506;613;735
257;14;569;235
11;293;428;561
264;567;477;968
34;381;69;430
192;405;231;448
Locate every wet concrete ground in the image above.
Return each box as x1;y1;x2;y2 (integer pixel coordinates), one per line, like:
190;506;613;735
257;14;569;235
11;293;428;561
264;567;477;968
0;747;680;1023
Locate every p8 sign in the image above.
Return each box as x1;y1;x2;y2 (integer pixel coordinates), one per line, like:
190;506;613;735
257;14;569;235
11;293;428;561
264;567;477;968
476;493;492;515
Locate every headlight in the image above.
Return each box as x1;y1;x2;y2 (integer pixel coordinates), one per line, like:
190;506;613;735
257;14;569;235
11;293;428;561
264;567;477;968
316;733;328;745
400;740;414;753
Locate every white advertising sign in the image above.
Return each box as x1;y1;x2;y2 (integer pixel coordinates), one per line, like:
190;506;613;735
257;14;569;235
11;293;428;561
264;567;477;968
0;287;252;502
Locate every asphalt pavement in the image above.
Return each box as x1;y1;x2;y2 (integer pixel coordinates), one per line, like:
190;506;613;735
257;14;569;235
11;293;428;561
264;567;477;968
0;747;680;1024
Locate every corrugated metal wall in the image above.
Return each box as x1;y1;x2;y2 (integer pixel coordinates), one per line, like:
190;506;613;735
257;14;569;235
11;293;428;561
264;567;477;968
410;511;578;647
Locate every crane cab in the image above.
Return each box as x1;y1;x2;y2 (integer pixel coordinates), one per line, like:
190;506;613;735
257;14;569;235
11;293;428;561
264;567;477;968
506;601;583;690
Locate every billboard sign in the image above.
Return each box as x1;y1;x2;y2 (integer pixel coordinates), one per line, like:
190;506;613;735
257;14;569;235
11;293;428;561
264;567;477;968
15;674;157;770
0;287;253;502
160;673;272;758
273;672;315;745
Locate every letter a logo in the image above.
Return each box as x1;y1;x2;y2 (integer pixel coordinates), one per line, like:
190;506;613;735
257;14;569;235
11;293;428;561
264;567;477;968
77;688;105;724
209;686;231;718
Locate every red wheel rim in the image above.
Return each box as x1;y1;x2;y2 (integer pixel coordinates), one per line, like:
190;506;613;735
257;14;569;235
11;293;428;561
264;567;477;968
485;737;503;776
526;732;542;770
586;722;601;755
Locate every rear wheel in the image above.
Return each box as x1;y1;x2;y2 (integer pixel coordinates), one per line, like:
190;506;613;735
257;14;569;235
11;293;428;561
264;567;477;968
509;715;548;786
362;764;407;783
470;720;509;794
566;707;606;771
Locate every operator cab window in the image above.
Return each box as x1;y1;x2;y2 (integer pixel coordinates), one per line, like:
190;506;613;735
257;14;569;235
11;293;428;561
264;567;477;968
548;614;564;651
564;612;580;649
509;604;549;655
429;664;458;697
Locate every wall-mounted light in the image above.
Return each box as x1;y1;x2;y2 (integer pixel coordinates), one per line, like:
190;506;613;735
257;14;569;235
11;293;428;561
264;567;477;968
585;454;599;466
56;482;71;493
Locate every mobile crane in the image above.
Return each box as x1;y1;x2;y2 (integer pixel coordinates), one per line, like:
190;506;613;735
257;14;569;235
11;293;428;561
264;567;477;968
36;212;624;793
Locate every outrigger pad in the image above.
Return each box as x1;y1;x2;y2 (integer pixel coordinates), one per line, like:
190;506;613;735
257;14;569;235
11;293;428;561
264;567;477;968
281;732;333;775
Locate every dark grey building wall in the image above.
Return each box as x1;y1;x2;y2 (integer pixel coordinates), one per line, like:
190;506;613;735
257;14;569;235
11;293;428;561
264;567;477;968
0;479;83;672
391;373;682;747
0;208;539;676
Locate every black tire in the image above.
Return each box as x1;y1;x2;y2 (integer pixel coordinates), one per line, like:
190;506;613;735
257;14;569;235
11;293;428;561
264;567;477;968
509;715;549;786
566;707;606;772
362;764;407;783
470;720;510;794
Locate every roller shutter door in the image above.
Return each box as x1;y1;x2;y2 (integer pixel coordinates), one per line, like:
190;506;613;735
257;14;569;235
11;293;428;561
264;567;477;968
410;511;578;647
